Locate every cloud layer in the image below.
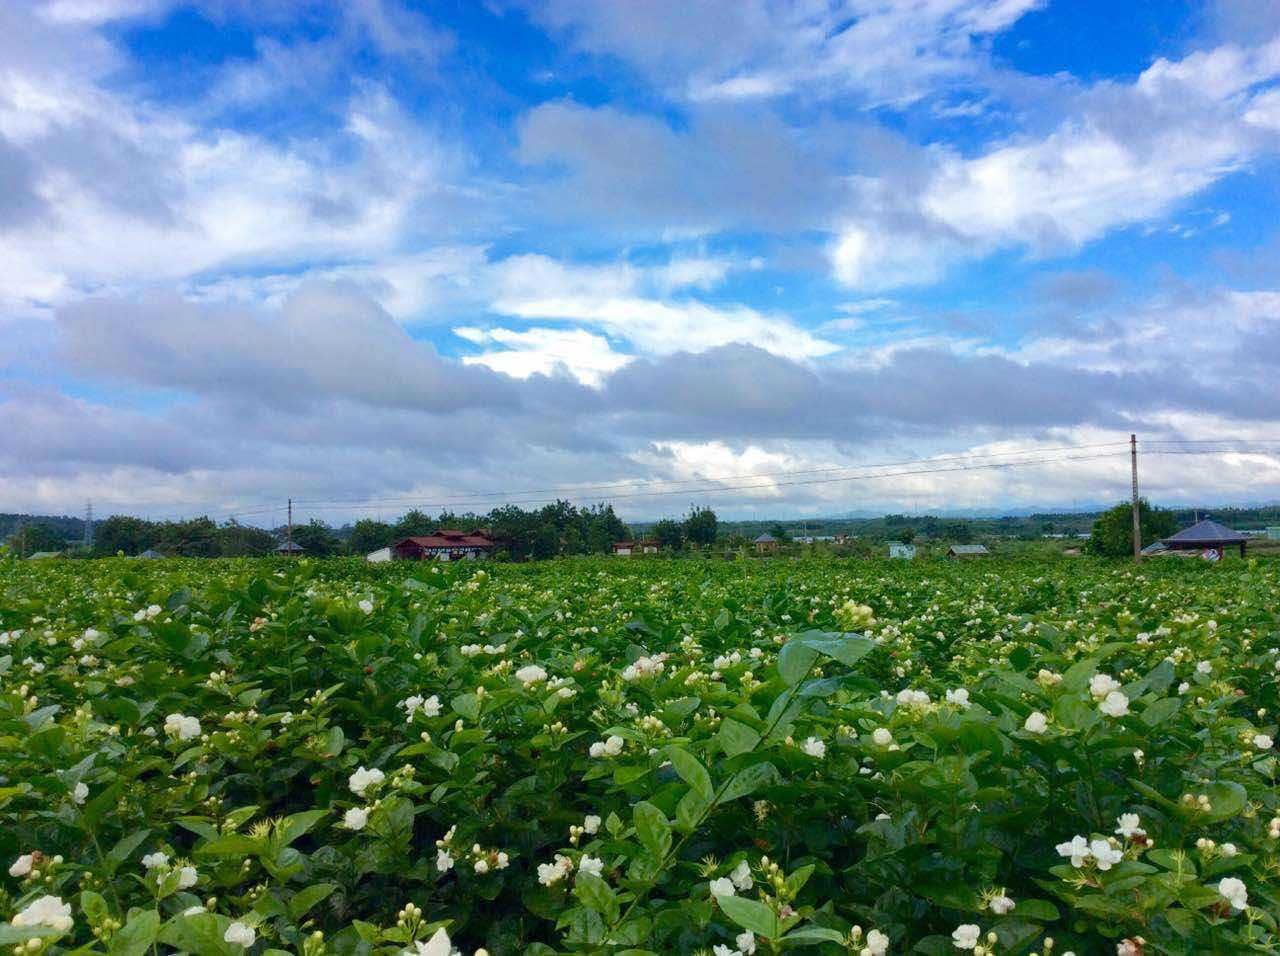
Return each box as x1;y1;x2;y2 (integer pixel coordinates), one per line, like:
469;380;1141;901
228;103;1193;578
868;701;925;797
3;0;1280;520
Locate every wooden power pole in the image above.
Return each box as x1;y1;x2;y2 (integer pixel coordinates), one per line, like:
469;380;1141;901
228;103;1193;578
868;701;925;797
286;498;293;552
1130;434;1142;563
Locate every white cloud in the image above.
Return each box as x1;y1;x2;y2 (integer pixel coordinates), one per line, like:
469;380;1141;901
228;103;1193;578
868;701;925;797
491;254;838;361
456;326;631;387
831;36;1280;289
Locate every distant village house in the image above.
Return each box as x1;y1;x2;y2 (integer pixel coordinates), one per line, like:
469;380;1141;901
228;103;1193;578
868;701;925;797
754;533;779;554
946;544;989;559
888;541;916;560
612;540;658;555
392;530;495;561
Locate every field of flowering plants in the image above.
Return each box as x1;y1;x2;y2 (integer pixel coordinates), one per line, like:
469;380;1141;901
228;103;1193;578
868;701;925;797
2;555;1279;956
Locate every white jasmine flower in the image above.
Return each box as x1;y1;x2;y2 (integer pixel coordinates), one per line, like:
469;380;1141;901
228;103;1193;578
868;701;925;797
1114;814;1145;838
224;922;256;947
516;664;548;685
164;713;201;740
1090;839;1123;870
343;807;369;831
72;782;88;804
1056;835;1090;867
729;859;752;890
348;766;385;796
1099;691;1130;717
1253;733;1273;750
989;894;1014;914
865;929;889;956
9;854;34;877
801;737;826;758
736;930;757;955
872;728;893;746
578;855;604;877
358;599;373;614
177;865;198;889
945;688;970;708
404;928;452;956
1024;711;1048;734
709;876;736;897
582;815;601;834
952;924;980;950
1196;660;1211;674
436;849;454;872
589;735;624;759
141;852;169;869
1218;877;1248;911
12;895;73;933
1089;674;1121;699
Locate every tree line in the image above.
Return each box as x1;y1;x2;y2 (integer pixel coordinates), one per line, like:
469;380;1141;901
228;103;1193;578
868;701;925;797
8;503;720;561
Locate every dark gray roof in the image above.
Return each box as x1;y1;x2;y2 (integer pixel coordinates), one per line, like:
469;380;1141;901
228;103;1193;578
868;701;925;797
1164;519;1245;544
754;533;777;543
275;540;304;552
948;544;989;554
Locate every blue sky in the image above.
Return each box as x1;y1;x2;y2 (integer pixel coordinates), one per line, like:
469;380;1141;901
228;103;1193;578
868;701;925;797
2;0;1280;524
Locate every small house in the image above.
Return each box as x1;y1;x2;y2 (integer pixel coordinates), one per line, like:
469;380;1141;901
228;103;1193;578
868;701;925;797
612;540;657;555
136;548;164;559
366;547;392;563
946;544;989;559
753;533;778;554
1160;518;1247;558
26;551;63;560
274;540;304;556
888;541;916;560
392;530;495;561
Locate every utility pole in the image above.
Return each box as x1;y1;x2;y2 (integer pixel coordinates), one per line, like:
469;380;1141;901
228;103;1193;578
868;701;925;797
1130;434;1142;563
286;498;293;552
83;500;93;551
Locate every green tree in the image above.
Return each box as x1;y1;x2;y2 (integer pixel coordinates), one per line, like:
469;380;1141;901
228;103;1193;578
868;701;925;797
683;506;718;548
1087;499;1177;557
394;509;434;538
652;518;685;550
290;519;341;557
8;521;68;555
93;515;154;556
349;519;395;554
215;521;276;556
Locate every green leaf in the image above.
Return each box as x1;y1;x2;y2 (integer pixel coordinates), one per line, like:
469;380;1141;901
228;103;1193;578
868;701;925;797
288;883;337;920
108;910;159;956
719;718;761;757
574;872;619;922
107;829;152;868
633;801;672;860
277;809;328;845
675;788;712;834
720;762;779;803
666;746;713;799
797;630;877;666
80;890;109;926
452;692;481;721
716;895;778;939
1141;697;1180;727
781;926;847;945
777;641;820;686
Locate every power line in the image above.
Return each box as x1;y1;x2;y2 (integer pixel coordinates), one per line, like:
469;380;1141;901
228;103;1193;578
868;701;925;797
285;450;1131;513
287;441;1134;509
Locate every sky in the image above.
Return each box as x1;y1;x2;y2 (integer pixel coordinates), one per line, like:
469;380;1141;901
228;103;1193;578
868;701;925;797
3;0;1280;526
